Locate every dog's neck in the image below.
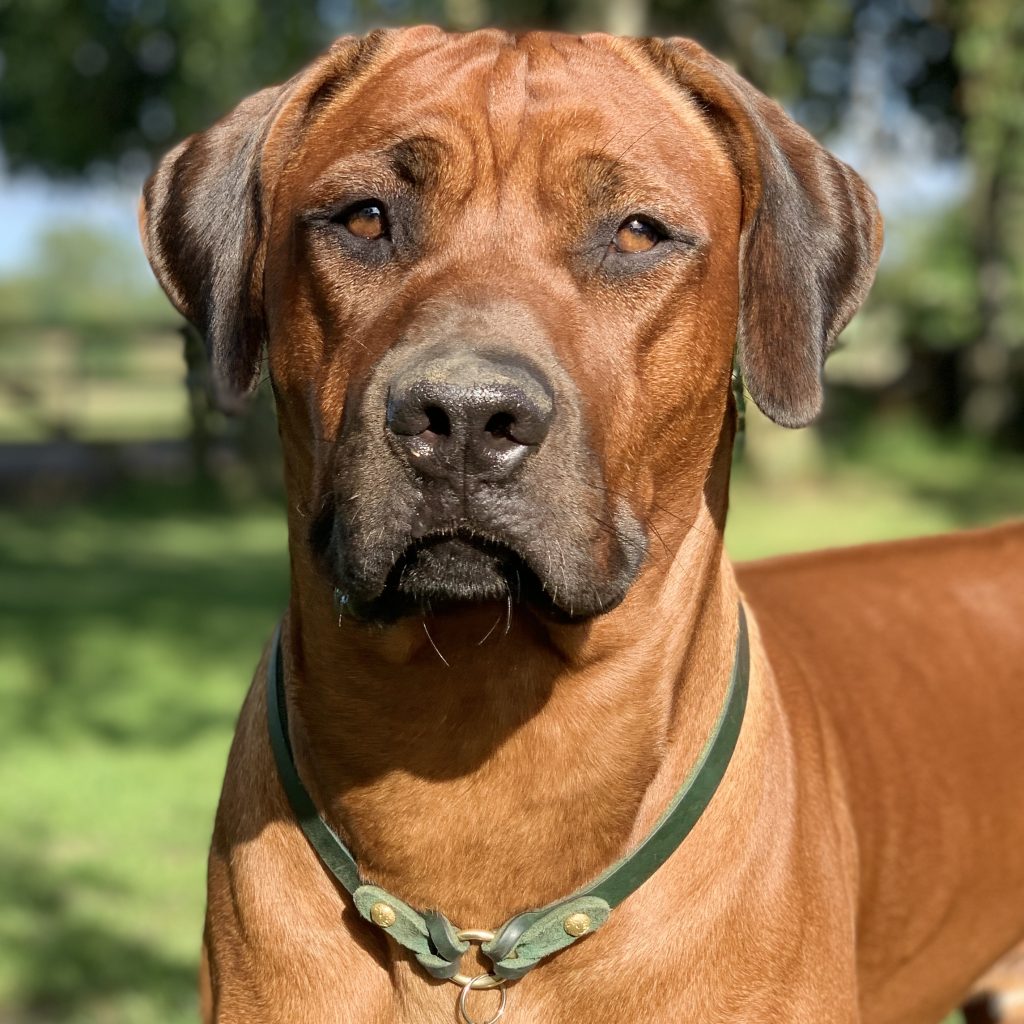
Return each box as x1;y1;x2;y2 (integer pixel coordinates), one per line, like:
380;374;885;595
279;428;742;928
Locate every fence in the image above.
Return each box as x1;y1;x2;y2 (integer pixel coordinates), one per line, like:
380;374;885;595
0;319;280;493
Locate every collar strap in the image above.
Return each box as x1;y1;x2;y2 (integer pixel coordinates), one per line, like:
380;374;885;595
267;603;749;982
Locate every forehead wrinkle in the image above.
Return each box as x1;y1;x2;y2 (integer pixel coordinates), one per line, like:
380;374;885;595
306;46;518;203
295;108;480;207
301;33;496;155
483;43;530;186
296;31;731;232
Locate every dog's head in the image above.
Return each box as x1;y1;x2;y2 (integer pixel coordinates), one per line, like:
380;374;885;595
140;29;881;625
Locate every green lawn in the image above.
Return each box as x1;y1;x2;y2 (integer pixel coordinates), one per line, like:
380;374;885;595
3;425;1020;1022
0;490;288;1023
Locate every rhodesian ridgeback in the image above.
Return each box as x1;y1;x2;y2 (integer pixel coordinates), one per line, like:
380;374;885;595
139;27;1024;1024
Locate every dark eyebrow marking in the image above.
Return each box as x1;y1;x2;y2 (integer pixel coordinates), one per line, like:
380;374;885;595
568;151;709;252
572;152;629;206
387;136;446;189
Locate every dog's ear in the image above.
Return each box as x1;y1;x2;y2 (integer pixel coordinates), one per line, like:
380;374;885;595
641;38;884;427
139;85;289;409
139;35;383;410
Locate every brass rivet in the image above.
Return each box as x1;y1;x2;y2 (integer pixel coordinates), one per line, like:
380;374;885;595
563;912;591;937
371;902;397;928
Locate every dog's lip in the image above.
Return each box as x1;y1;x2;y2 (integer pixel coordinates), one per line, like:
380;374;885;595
344;527;585;623
403;526;515;553
388;528;528;592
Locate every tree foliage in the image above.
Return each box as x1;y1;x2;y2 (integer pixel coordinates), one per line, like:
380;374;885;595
0;0;961;174
0;0;332;177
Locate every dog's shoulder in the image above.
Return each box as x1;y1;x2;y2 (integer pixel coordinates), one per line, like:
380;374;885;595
737;521;1024;667
737;520;1024;595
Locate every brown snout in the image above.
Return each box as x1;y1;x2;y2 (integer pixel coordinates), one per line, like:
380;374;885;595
385;350;554;486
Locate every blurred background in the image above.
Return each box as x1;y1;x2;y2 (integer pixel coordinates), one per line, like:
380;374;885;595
1;1;1022;1021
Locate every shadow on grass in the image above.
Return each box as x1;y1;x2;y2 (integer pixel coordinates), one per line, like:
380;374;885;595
0;483;289;749
903;472;1024;528
830;419;1024;530
0;845;196;1023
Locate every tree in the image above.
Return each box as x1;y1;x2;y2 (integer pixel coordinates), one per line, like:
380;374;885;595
0;0;335;177
955;0;1024;442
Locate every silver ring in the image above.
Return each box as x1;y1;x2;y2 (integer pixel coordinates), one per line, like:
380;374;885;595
458;974;508;1024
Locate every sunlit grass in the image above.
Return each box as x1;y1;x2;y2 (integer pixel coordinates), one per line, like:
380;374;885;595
728;413;1024;558
0;329;187;442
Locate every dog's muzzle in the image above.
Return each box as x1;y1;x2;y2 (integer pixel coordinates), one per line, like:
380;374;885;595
313;330;647;624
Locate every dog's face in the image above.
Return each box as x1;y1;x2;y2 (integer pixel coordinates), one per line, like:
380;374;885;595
141;29;882;625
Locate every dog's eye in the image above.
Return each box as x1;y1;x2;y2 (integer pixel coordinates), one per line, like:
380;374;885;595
340;202;389;241
613;216;663;254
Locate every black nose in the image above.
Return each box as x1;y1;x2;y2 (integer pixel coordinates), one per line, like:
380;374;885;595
385;352;554;482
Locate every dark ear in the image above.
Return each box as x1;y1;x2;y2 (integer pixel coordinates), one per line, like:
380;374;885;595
139;85;289;409
139;35;384;410
641;38;884;427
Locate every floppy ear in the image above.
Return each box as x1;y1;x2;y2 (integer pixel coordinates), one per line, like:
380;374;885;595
641;38;884;428
139;35;384;410
139;85;291;409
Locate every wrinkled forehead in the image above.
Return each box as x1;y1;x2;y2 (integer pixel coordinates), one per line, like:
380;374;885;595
284;30;737;220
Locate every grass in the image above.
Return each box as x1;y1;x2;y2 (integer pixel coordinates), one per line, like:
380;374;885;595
728;414;1024;557
2;422;1020;1022
0;488;288;1024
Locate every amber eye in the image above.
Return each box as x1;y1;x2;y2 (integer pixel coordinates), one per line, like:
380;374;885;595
342;202;388;241
614;217;661;254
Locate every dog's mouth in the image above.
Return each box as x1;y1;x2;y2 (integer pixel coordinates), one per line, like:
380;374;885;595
349;530;559;623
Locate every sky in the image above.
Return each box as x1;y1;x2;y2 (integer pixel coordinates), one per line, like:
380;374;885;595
0;173;146;274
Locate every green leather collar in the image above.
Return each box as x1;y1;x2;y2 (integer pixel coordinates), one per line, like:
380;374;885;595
267;603;749;985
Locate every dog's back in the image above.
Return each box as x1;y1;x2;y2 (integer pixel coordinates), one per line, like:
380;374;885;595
739;522;1024;1024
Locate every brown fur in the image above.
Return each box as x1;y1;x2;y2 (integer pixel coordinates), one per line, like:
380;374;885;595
140;28;1024;1023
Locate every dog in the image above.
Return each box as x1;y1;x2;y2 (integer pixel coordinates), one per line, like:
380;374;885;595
139;27;1024;1024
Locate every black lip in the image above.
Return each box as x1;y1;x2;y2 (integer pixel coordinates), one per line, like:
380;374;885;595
343;530;568;624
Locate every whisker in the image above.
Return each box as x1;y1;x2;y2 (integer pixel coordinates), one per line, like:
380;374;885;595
477;613;502;646
648;519;671;559
578;478;716;544
422;620;450;668
612;115;674;162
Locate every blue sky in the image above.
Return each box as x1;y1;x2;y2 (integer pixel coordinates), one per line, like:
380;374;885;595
0;174;145;274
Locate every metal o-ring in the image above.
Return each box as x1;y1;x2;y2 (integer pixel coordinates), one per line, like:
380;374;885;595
458;975;507;1024
448;928;503;990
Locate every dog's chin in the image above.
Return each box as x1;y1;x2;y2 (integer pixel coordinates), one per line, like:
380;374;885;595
338;533;602;625
394;537;514;604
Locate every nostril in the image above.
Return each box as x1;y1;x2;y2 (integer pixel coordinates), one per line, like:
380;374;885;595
386;393;452;440
423;404;451;438
484;411;517;443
